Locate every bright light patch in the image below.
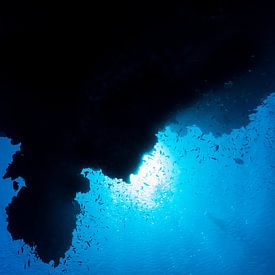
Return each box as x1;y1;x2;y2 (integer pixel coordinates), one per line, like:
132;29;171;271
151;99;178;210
81;128;180;210
111;141;177;209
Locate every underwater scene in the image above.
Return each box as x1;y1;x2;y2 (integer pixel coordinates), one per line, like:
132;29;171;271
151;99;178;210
0;91;274;274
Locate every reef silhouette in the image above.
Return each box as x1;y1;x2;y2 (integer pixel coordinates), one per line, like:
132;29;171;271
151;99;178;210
0;2;274;265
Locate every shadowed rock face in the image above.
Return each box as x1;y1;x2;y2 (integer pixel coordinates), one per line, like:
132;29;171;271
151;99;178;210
0;2;275;265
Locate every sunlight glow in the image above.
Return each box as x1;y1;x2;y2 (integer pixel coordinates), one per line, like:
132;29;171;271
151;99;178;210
111;141;178;209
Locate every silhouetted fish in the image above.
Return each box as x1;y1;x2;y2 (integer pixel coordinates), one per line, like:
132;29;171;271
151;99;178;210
233;158;244;165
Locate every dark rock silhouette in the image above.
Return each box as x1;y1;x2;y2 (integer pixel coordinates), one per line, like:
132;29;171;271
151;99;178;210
0;2;275;265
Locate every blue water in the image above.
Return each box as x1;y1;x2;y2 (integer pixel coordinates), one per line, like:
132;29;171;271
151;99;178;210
0;93;274;274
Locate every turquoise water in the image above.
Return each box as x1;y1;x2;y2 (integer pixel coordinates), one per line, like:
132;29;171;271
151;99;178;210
0;93;274;274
